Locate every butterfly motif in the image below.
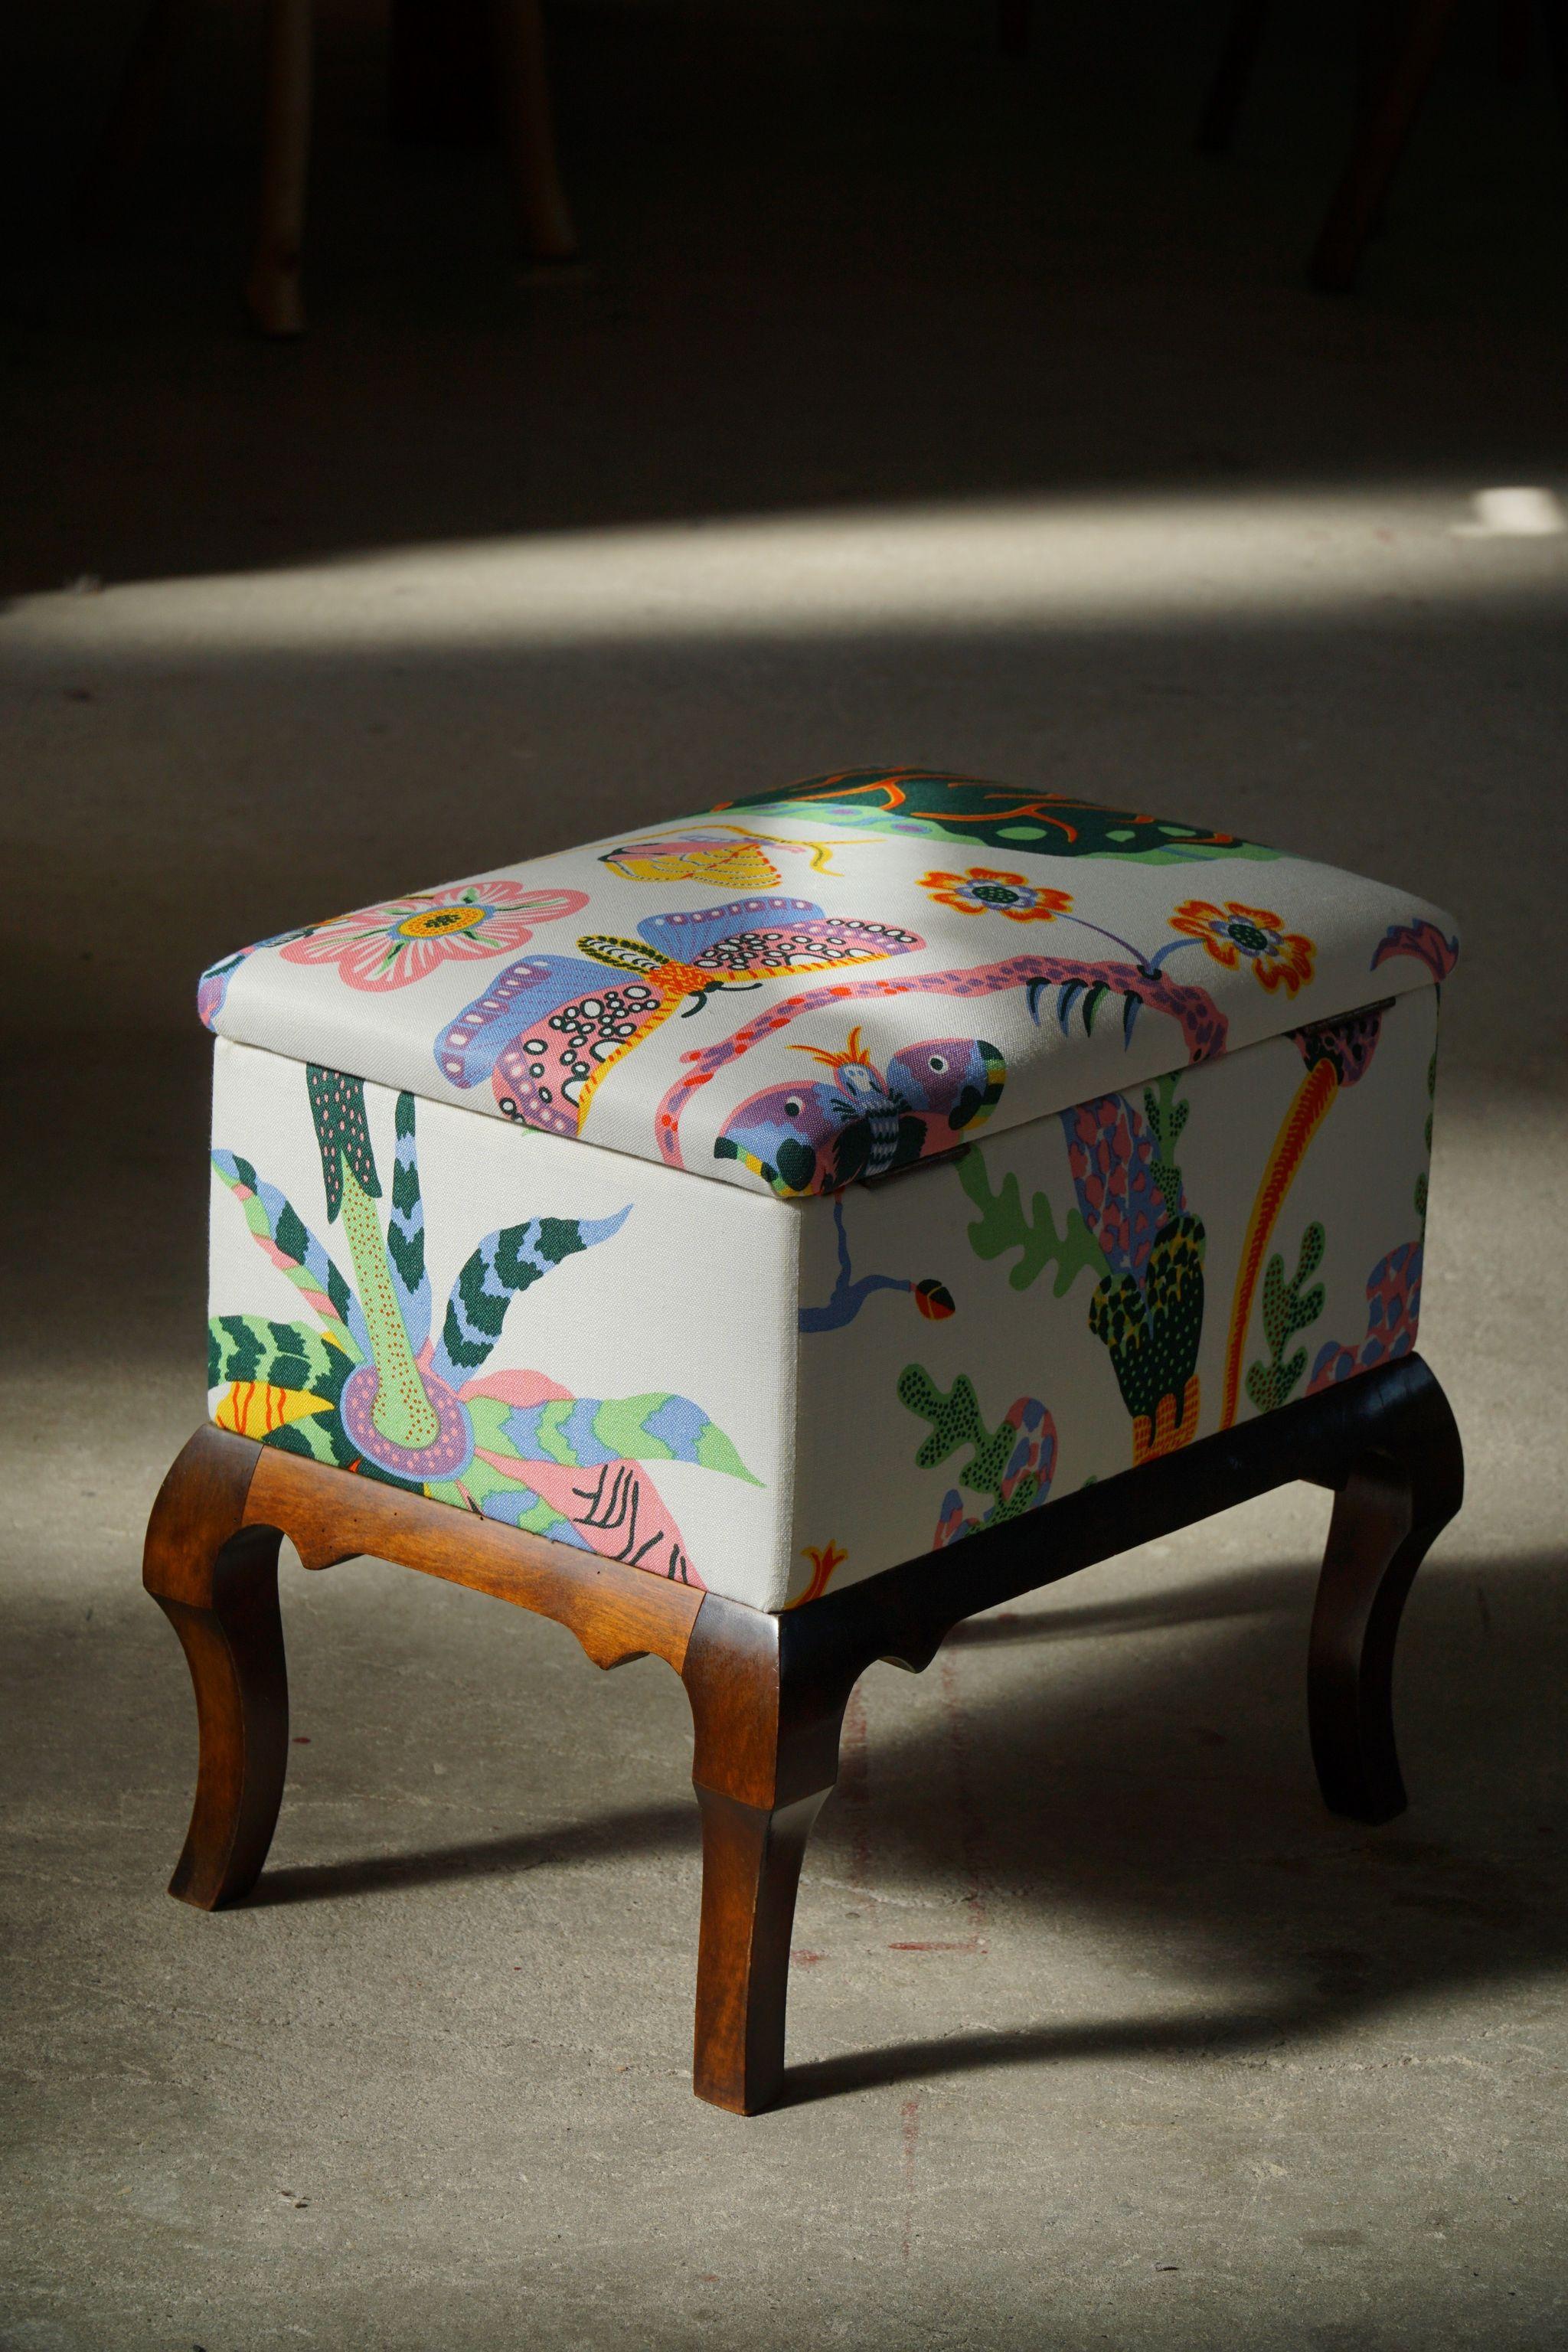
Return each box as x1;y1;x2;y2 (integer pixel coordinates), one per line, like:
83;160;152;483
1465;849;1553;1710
599;832;787;890
599;825;851;890
714;1024;1005;1197
435;897;923;1138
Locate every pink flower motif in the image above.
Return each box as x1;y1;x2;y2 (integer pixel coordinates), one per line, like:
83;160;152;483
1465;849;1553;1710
279;880;589;992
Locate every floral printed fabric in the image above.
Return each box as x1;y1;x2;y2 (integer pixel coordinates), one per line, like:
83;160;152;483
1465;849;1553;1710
200;769;1457;1204
209;1040;792;1591
211;978;1440;1610
279;881;589;991
1168;898;1316;995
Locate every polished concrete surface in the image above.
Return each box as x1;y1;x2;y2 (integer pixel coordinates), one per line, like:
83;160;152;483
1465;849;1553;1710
3;2;1566;2344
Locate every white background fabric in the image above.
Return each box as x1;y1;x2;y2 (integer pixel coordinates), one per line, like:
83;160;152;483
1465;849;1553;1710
210;986;1437;1611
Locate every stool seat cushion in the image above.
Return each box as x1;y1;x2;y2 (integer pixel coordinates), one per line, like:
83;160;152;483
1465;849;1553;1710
199;769;1458;1201
200;772;1455;1612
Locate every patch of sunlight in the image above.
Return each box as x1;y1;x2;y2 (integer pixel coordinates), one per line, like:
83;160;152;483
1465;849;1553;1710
5;485;1566;663
1451;485;1567;539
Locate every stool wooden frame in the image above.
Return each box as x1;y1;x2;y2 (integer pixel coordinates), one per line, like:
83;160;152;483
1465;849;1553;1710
144;1351;1462;2114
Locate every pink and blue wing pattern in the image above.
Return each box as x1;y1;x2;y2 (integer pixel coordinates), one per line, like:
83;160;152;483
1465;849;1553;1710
492;980;668;1133
435;897;926;1140
435;952;665;1134
639;897;921;979
435;955;611;1088
688;915;923;978
636;897;822;962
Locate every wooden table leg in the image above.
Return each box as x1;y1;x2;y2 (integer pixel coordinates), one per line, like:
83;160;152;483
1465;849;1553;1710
245;0;313;335
74;0;203;234
143;1430;289;1908
1308;1363;1464;1823
1195;0;1274;155
1308;0;1463;290
492;0;577;262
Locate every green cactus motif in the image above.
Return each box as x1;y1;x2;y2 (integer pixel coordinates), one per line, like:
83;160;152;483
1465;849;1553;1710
306;1063;441;1450
897;1367;1044;1523
956;1145;1107;1296
1088;1214;1207;1423
1142;1073;1190;1216
1243;1221;1326;1416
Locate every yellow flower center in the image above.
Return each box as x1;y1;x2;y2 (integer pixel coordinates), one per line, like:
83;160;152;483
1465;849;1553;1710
397;903;488;939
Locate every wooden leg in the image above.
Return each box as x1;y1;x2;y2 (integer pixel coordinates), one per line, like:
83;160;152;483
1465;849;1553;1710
492;0;578;263
74;0;203;234
681;1597;855;2114
1195;0;1273;155
1308;1364;1463;1824
995;0;1034;60
245;0;313;335
1308;0;1462;291
143;1430;288;1908
142;1359;1464;2104
691;1785;832;2112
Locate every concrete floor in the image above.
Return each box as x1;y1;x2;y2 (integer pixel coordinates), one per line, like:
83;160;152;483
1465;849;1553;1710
3;2;1567;2344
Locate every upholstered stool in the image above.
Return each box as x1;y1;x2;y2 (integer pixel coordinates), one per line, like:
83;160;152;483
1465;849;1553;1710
146;768;1463;2112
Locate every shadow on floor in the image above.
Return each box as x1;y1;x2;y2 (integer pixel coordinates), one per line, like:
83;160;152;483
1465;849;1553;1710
779;1540;1568;2100
249;1799;697;1906
78;1534;1568;2102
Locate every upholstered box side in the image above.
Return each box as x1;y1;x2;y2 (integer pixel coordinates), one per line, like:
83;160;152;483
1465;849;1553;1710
787;987;1439;1606
207;1038;800;1609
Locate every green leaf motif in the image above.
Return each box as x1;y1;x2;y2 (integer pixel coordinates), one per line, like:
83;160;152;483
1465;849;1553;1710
1142;1074;1191;1217
437;1216;606;1377
897;1367;1040;1521
468;1390;760;1485
387;1098;426;1301
958;1145;1108;1297
211;1150;364;1354
262;1413;358;1472
207;1314;352;1404
306;1064;381;1217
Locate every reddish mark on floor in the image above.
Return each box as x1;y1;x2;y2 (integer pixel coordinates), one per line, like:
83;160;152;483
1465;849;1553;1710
900;2096;921;2263
887;1939;988;1954
292;1736;310;1745
790;1949;826;1966
938;1648;989;1942
950;1611;1020;1642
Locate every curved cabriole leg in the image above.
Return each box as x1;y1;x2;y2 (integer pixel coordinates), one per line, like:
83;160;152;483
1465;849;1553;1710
244;0;312;335
1308;1359;1464;1824
681;1596;857;2115
143;1428;288;1908
691;1784;832;2113
494;0;578;263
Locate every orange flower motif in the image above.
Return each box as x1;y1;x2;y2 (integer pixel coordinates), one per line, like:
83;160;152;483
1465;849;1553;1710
1169;899;1315;996
918;867;1073;923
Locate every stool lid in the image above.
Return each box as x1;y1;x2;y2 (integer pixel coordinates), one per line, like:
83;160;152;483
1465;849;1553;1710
199;769;1459;1200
